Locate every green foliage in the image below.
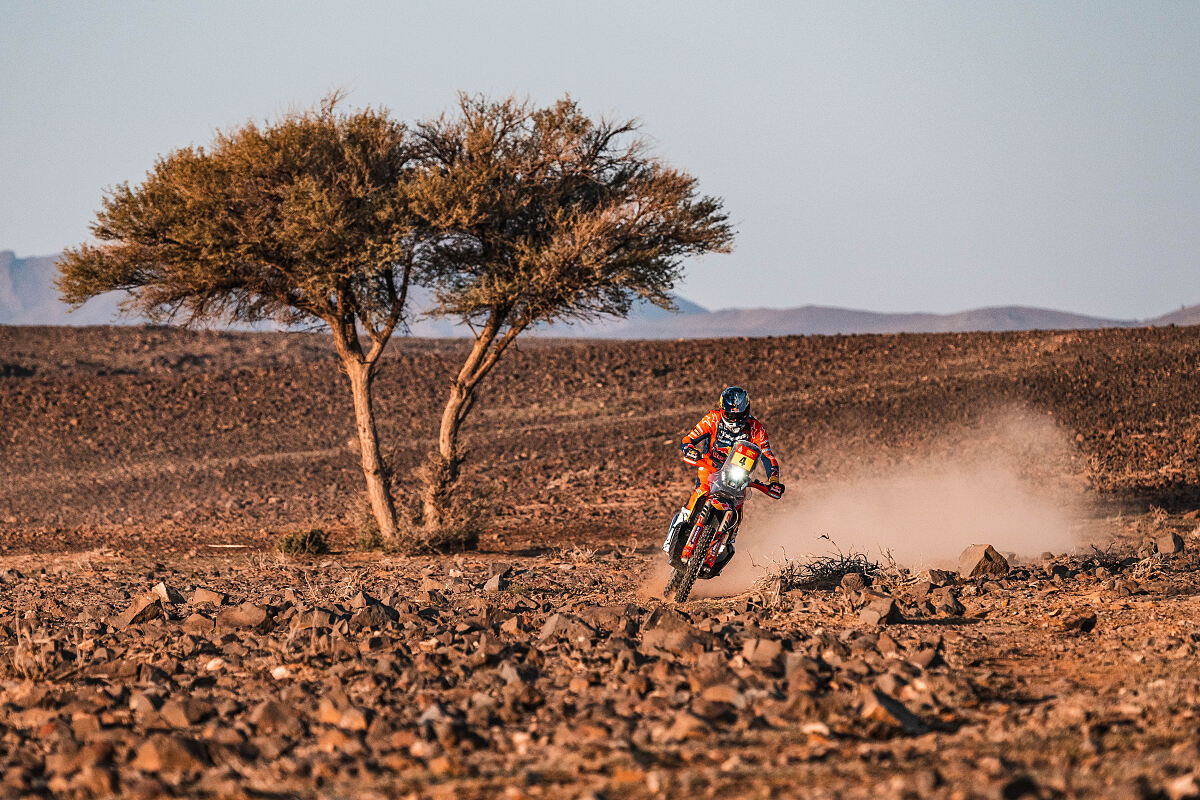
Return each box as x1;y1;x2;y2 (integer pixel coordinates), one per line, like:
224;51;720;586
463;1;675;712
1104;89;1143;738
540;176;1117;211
277;528;331;556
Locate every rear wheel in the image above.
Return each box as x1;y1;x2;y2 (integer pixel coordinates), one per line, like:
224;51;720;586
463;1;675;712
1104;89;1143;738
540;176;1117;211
674;523;716;603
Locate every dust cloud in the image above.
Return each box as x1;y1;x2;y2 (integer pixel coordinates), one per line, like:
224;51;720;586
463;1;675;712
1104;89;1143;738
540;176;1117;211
691;408;1090;598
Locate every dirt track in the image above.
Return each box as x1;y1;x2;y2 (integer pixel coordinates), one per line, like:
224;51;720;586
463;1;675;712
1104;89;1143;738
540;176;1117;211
3;324;1200;798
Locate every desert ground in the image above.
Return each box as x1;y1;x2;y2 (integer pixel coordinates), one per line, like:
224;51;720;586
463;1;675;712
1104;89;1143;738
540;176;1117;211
3;324;1200;799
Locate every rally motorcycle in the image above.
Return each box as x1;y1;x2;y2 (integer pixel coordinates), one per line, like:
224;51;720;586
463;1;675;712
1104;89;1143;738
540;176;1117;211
664;439;778;602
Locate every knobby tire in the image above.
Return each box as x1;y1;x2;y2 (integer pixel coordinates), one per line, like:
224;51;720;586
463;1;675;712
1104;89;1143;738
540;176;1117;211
663;569;681;598
674;522;716;603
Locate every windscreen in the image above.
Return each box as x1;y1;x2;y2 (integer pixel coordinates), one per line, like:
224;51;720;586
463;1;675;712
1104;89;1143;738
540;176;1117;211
720;440;761;490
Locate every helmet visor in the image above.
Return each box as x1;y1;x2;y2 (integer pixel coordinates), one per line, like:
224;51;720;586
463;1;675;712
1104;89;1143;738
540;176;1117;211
723;408;749;425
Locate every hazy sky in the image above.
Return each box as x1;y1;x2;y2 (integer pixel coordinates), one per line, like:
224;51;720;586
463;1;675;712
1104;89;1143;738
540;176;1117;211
3;1;1198;318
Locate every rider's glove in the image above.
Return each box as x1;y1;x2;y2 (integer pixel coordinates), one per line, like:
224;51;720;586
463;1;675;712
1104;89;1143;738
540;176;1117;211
682;444;702;463
767;477;785;499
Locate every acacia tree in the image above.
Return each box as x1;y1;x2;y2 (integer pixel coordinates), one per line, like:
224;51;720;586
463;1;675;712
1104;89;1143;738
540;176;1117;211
409;95;734;531
57;96;418;543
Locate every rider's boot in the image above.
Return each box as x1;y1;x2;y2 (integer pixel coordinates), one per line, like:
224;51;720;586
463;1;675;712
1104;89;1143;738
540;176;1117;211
662;506;689;553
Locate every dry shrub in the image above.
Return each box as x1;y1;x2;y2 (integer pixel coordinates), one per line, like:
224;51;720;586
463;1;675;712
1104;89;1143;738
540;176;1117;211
1089;542;1133;572
276;528;330;556
389;504;483;555
349;460;491;554
301;562;363;607
350;494;385;551
751;536;880;594
382;456;488;555
4;624;51;680
563;544;598;564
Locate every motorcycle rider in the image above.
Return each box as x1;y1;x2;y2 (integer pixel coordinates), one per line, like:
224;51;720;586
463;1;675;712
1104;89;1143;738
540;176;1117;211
663;386;784;572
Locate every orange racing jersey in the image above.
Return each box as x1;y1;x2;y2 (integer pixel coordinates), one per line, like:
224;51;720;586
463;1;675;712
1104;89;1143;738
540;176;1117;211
682;410;780;481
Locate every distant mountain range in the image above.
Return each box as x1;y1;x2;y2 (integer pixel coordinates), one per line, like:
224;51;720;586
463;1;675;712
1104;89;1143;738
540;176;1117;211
1;251;122;325
4;249;1199;337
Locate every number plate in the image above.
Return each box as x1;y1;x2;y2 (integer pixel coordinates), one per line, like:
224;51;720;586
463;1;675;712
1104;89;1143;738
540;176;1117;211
731;443;758;471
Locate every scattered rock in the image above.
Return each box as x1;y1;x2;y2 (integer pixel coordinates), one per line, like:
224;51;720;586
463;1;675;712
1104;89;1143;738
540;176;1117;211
112;594;164;629
1062;612;1097;634
742;637;784;668
659;711;707;742
70;766;115;796
150;581;185;604
537;613;594;645
925;569;957;586
859;594;901;626
248;700;299;735
860;689;929;735
181;613;215;635
700;684;746;709
158;698;214;728
1116;578;1142;597
216;602;269;630
930;587;965;616
1002;775;1042;799
189;587;228;606
909;640;944;669
958;544;1010;579
1157;533;1185;556
640;608;706;654
349;604;397;630
130;734;207;774
1166;773;1200;800
337;706;370;732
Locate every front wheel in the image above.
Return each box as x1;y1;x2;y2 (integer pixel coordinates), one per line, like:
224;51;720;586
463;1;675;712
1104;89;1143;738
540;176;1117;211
674;523;716;603
663;568;682;598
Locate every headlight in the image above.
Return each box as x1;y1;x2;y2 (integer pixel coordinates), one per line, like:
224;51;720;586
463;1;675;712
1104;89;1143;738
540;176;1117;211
727;466;748;484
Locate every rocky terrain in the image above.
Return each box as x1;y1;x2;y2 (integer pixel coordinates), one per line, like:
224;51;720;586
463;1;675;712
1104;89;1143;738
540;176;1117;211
3;323;1200;798
2;529;1200;799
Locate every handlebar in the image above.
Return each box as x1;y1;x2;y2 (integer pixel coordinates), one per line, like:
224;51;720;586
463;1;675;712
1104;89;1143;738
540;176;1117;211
681;445;783;499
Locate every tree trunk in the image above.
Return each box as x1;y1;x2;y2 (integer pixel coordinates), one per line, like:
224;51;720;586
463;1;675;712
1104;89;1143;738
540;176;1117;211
346;360;399;543
422;316;524;532
423;382;468;528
